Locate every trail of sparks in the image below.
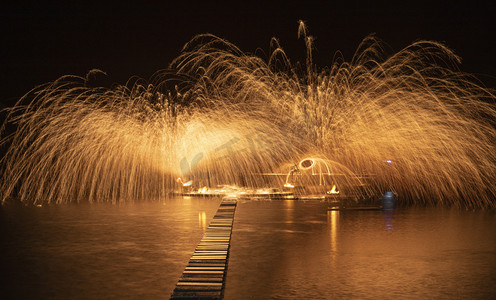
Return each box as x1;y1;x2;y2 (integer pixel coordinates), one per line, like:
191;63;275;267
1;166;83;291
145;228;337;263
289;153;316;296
1;24;495;207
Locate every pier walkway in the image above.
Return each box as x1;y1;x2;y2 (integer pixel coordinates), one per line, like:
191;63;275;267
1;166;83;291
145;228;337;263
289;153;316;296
170;198;237;299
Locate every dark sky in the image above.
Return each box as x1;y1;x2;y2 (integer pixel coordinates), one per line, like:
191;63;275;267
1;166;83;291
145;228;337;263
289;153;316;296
1;1;495;107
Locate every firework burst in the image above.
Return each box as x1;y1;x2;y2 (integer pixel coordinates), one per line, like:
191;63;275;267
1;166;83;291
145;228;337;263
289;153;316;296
1;24;495;207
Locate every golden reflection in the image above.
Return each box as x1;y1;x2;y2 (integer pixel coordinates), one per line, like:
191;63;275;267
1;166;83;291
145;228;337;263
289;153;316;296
182;196;192;205
283;200;295;224
198;211;207;232
327;210;339;258
284;199;295;208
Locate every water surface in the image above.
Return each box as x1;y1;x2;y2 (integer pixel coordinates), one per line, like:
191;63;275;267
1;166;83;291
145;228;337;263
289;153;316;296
1;198;220;299
227;200;496;299
1;198;495;299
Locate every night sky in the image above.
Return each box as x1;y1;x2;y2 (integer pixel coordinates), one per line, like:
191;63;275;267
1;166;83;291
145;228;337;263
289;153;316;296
1;1;495;108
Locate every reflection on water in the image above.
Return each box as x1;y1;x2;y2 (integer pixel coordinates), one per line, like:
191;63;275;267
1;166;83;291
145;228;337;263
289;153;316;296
1;198;496;299
328;210;338;256
383;209;395;231
225;201;496;299
198;211;207;232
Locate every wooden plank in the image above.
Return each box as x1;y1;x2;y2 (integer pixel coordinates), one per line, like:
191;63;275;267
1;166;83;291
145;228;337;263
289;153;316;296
179;278;224;282
185;266;225;270
182;271;224;275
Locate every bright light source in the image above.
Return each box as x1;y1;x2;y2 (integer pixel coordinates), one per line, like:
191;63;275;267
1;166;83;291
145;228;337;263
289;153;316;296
327;184;340;194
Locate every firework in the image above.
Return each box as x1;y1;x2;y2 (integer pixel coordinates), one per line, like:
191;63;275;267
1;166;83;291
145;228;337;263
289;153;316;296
1;23;495;208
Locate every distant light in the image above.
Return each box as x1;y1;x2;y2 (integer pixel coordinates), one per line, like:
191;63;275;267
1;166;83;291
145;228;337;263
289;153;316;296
327;184;340;194
183;180;193;187
284;183;295;188
384;160;393;164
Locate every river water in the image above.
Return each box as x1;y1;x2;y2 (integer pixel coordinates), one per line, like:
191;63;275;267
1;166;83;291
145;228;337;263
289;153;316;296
1;197;495;299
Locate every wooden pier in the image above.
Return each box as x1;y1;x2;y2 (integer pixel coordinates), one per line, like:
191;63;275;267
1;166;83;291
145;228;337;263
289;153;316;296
170;198;237;300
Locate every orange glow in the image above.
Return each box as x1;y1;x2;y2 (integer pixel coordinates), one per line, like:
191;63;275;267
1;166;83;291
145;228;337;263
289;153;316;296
1;23;496;208
328;210;338;252
327;185;340;195
327;210;339;267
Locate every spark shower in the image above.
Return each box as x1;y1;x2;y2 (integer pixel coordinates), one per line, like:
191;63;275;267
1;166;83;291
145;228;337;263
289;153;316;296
1;23;495;208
